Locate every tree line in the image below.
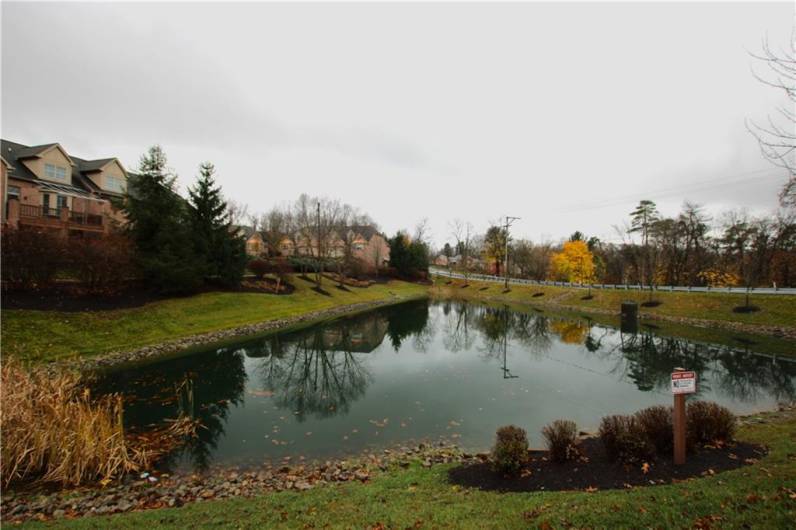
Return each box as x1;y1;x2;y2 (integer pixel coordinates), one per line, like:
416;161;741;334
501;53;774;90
440;200;796;288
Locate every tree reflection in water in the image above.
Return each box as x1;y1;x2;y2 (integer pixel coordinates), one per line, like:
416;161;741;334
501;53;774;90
243;301;431;421
95;349;248;472
439;303;796;403
95;300;795;472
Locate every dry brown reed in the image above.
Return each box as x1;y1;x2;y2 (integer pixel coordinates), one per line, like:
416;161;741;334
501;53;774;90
1;360;197;488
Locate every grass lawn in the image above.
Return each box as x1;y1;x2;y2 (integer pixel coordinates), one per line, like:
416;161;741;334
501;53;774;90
431;276;796;330
1;276;427;364
18;408;796;529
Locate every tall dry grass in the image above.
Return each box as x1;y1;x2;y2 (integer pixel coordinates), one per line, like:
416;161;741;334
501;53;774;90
0;361;181;488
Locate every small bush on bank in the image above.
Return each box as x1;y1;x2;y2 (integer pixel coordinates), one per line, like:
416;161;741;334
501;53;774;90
492;425;529;475
541;420;579;462
598;415;654;464
635;405;674;454
248;259;270;279
687;401;736;447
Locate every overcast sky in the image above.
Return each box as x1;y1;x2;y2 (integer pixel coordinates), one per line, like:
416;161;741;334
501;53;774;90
2;1;793;246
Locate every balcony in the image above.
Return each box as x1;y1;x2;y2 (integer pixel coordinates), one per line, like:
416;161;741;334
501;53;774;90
16;203;104;232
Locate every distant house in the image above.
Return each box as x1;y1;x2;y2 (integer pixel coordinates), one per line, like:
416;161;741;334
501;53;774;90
259;225;389;271
345;225;390;270
236;226;267;257
1;139;129;236
434;255;449;267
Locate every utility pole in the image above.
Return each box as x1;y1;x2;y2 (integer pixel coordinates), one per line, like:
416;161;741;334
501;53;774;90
316;201;322;287
503;215;520;290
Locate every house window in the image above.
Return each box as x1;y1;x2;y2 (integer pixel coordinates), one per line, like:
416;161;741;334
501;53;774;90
45;163;67;180
42;193;52;215
7;185;20;200
57;195;68;211
105;174;125;193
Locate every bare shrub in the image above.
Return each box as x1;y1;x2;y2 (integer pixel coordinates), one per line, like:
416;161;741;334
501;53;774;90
248;258;270;279
1;227;66;289
69;233;135;294
635;405;673;454
541;419;579;462
492;425;529;475
598;414;654;464
686;401;736;447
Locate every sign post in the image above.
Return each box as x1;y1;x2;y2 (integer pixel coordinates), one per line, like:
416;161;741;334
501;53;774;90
671;368;696;465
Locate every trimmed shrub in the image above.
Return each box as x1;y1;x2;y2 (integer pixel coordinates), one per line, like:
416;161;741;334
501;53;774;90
635;405;674;454
248;259;270;279
686;401;736;447
541;419;579;462
598;415;654;464
492;425;529;475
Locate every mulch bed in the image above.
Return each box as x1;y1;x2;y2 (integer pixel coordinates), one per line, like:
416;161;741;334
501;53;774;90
448;437;766;492
2;286;170;312
239;277;295;295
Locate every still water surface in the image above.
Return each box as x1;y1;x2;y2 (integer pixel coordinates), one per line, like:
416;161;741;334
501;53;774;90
96;300;796;472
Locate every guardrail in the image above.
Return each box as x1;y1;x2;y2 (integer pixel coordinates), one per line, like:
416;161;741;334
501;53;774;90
430;268;796;295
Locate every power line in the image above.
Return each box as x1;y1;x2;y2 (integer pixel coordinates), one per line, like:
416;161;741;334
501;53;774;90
561;167;785;213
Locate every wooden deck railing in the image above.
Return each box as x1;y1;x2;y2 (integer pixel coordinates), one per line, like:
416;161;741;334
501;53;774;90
17;204;103;229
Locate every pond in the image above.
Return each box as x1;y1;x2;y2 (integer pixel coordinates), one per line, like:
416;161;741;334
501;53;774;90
95;299;796;473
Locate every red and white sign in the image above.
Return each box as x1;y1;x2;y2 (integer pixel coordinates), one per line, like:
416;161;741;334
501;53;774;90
671;371;697;394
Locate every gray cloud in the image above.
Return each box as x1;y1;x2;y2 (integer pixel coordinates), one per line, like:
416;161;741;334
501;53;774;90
2;2;792;245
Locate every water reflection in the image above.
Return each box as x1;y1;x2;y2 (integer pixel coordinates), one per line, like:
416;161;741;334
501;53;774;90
99;349;247;471
95;300;796;471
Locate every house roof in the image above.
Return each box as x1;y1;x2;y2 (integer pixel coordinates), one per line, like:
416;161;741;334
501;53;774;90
71;156;116;173
1;138;129;199
348;225;380;240
13;143;59;160
2;139;42;181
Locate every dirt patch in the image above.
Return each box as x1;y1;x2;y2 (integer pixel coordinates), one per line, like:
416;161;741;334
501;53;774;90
641;300;663;308
733;305;761;314
323;273;374;288
532;292;544;297
448;437;765;492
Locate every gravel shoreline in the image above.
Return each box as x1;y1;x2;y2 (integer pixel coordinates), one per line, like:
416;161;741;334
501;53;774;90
3;406;792;525
1;440;478;524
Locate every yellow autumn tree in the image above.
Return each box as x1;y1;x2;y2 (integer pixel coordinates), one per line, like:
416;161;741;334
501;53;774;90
550;240;596;284
550;320;589;345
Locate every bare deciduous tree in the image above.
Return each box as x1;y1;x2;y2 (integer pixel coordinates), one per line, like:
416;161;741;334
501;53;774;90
748;34;796;207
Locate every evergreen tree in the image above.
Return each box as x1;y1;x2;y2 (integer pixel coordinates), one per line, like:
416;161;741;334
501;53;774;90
187;162;247;288
388;232;429;278
122;145;202;293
